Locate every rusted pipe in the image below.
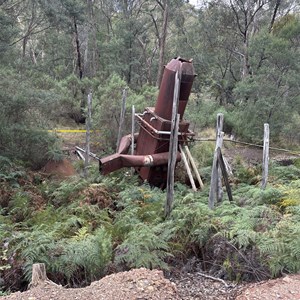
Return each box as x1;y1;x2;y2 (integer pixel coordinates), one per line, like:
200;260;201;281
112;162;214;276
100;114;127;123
154;57;195;120
100;152;181;175
135;114;194;137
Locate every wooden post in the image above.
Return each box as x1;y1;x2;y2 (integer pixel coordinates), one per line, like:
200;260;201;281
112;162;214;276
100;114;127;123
116;88;128;151
84;92;92;178
216;132;224;203
208;113;224;209
179;145;197;192
131;105;135;175
217;148;233;202
261;123;269;189
131;105;135;156
165;70;181;218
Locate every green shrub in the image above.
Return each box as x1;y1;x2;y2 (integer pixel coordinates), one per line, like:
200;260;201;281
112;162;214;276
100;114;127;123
115;223;172;270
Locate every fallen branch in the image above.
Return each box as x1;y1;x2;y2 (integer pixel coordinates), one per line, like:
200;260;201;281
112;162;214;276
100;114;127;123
196;272;235;288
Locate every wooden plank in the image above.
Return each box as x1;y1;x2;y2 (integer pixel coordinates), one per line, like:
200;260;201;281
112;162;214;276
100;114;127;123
116;88;127;151
84;92;92;177
184;145;204;189
180;145;197;192
131;105;135;175
261;123;269;189
217;147;233;202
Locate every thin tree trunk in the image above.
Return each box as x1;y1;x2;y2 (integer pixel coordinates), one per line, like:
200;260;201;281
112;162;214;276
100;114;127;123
156;1;168;87
73;17;83;79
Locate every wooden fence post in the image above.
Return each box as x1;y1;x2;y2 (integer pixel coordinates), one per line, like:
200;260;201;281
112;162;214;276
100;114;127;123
116;88;127;151
165;70;181;218
208;113;224;209
84;92;92;178
131;105;135;175
261;123;269;189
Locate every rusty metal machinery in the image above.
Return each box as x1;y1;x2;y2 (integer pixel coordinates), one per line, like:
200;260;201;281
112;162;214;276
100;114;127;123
100;57;196;187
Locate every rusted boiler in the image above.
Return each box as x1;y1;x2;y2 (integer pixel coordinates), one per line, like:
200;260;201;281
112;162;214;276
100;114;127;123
100;57;196;187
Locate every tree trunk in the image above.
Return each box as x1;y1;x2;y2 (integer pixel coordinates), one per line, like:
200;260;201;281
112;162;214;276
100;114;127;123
73;17;83;79
29;263;48;288
156;1;169;88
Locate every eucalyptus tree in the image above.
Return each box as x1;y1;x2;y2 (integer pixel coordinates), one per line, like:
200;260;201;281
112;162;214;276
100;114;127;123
233;14;300;141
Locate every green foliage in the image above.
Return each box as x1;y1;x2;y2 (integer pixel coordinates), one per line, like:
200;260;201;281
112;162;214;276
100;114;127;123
50;179;88;206
54;227;112;282
8;192;32;222
232;18;300;141
169;193;214;249
10;222;112;285
258;217;300;276
279;180;300;208
0;67;64;169
269;164;300;183
190;142;215;167
115;223;172;270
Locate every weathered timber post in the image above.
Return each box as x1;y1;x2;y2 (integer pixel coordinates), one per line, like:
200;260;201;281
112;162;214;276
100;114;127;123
84;92;92;178
208;113;224;209
261;123;269;189
116;88;128;151
217;148;233;202
29;263;47;288
29;263;60;289
165;70;181;218
131;105;135;175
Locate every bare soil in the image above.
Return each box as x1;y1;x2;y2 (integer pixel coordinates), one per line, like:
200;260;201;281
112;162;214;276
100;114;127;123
42;159;76;178
2;269;300;300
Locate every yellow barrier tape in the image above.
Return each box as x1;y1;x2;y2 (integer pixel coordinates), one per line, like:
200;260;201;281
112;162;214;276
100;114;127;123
48;129;100;133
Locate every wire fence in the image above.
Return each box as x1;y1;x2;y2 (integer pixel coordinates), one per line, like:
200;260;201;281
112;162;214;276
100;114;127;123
194;138;300;157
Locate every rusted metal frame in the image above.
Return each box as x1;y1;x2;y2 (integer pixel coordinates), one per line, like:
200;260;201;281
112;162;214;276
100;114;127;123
100;152;181;175
136;122;191;145
135;113;194;137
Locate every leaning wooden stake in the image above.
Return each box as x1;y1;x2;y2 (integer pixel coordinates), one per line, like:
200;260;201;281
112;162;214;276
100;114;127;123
261;123;269;189
217;148;233;202
179;145;197;192
84;92;92;178
184;145;204;190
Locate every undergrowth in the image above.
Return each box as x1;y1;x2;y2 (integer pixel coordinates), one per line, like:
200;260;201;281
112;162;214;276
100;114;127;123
1;161;300;293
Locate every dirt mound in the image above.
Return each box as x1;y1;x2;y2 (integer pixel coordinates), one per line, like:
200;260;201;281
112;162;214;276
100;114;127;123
2;268;300;299
236;274;300;300
2;268;179;300
42;159;76;178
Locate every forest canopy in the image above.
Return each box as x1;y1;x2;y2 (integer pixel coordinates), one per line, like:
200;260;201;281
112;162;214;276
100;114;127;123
0;0;299;163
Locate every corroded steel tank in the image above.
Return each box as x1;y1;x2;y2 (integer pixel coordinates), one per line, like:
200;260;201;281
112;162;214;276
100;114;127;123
100;57;196;187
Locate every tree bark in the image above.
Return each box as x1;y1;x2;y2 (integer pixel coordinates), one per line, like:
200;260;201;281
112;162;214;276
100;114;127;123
156;1;169;88
29;263;48;288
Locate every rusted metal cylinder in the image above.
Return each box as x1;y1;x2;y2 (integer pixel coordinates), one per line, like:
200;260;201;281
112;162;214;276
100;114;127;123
154;57;195;120
100;152;181;175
